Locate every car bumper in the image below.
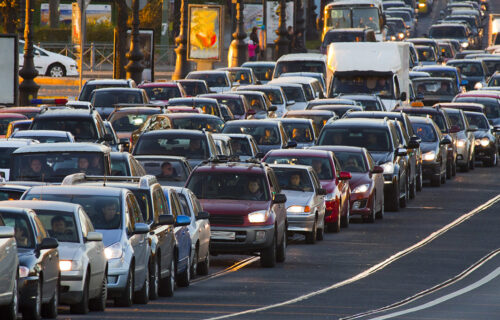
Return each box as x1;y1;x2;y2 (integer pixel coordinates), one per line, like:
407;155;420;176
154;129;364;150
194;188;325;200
106;258;131;296
475;144;496;160
350;193;371;215
18;276;39;308
422;161;441;179
287;213;315;232
210;224;275;254
60;272;84;305
66;65;79;76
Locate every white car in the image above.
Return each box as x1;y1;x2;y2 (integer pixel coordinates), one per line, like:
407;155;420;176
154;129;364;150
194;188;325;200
19;40;79;77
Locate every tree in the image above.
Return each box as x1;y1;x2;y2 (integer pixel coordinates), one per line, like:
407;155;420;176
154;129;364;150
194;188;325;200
0;0;19;34
114;0;129;79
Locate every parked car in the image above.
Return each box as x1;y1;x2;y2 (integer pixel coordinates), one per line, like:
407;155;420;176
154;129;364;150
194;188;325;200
19;40;78;77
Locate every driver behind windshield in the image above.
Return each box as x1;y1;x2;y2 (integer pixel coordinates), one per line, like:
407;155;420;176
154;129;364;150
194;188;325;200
21;158;51;181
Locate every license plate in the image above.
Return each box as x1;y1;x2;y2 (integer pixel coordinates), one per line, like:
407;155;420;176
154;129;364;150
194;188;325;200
211;231;236;240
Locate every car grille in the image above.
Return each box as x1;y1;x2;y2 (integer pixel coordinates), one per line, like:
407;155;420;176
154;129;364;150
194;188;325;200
209;214;244;226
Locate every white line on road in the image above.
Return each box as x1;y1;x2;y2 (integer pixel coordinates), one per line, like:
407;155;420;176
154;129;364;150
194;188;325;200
205;194;500;320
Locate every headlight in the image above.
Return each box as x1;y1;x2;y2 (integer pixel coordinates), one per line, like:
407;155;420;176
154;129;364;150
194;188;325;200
19;266;29;278
287;205;311;214
423;151;436;161
248;210;269;223
104;242;123;260
456;139;466;148
352;184;370;194
59;260;79;272
390;36;396;41
418;3;426;7
480;137;490;147
461;42;469;48
380;162;394;174
398;33;405;40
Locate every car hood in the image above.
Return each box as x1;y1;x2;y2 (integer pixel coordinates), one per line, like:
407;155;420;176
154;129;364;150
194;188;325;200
95;229;122;247
370;151;393;165
200;199;269;215
282;189;315;207
420;141;438;154
473;130;493;139
57;242;81;260
348;172;370;189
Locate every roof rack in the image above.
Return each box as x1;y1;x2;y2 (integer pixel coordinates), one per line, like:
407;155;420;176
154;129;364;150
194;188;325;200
61;173;158;188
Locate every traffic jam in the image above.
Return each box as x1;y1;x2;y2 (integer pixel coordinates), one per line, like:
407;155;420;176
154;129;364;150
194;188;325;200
1;0;500;319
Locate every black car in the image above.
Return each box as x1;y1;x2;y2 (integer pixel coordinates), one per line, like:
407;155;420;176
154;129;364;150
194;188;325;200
446;59;489;90
409;116;450;186
110;152;147;176
317;118;409;211
464;111;500;166
90;88;149;119
0;207;60;320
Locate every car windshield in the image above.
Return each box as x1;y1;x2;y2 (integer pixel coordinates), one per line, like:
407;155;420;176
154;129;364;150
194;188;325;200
465;113;490;129
285;114;332;134
281;86;306;102
23;193;122;230
332;75;394;99
31;118;97;141
448;62;484;76
334;151;368;173
456;97;500;119
0;147;17;169
241;94;267;111
11;152;105;182
227;70;252;84
318;128;392;152
324;32;365;45
483;60;500;77
273;168;313;192
11;134;69;143
92;91;143;108
257;89;284;105
430;26;466;38
215;98;245;115
439;44;454;58
413;79;458;96
142;86;182;101
387;11;411;23
275;61;325;77
229;138;253;156
36;210;79;243
412;123;438;142
79;83;129;102
408;113;446;132
0;212;34;248
282;122;314;143
417;48;436;62
425;70;458;82
134;135;209;159
110;112;160;132
138;158;189;182
264;156;333;180
171;117;224;133
0;118;22;135
446;111;465;130
168;100;219;116
187;172;269;201
0;189;24;200
223;124;280;145
248;66;274;82
178;81;208;96
188;73;229;87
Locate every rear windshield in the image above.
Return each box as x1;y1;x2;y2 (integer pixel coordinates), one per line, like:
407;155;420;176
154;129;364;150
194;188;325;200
214;98;245;115
413;79;458;96
0;189;24;200
407;112;446;132
92;90;143;107
227;70;252;85
445;111;465;130
168;100;219;116
142;86;182;101
447;62;484;77
318;127;393;152
79;83;129;102
281;86;306;102
248;66;274;82
32;118;97;141
455;97;500;119
324;32;365;45
264;156;333;180
134;135;209;159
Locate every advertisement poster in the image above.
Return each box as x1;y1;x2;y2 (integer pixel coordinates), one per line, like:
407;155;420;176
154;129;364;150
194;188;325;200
0;35;17;106
126;30;155;81
266;1;294;44
42;3;111;26
244;4;264;36
187;5;223;61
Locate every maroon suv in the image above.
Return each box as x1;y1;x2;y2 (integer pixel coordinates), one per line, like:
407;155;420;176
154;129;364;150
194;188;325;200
185;161;288;268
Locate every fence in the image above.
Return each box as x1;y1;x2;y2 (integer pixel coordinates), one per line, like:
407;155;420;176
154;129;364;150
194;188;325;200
37;42;177;72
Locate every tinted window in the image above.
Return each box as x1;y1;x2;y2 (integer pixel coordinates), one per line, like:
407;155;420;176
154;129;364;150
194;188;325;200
0;147;17;169
430;26;466;38
264;156;333;180
446;111;465;130
412;123;438;142
447;62;484;76
334;151;368;173
0;212;34;248
413;79;458;96
36;210;79;243
229;138;253;156
178;82;208;96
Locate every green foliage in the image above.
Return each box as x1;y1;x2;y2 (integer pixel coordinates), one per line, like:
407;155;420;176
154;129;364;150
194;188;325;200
87;21;114;42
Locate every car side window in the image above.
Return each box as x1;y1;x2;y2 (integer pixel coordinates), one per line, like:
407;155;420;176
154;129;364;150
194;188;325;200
268;170;281;194
178;194;191;217
125;196;135;233
310;170;322;191
152;187;169;218
367;153;375;171
32;214;47;243
129;195;144;223
170;192;182;219
79;209;89;238
333;157;342;174
389;126;400;148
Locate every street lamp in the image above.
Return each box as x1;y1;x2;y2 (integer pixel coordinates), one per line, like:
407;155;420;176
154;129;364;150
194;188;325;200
274;0;289;59
19;0;40;106
294;0;306;52
172;0;189;80
307;0;319;40
125;0;144;84
228;0;247;67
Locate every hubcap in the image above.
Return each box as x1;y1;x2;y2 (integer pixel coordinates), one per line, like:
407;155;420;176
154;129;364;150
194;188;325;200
50;66;64;77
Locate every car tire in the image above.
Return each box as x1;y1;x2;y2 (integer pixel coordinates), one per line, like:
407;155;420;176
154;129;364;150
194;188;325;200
452;160;457;176
3;274;18;320
316;222;324;241
197;249;210;276
470;153;475;170
446;161;452;179
260;233;277;268
416;165;423;192
485;153;497;167
177;256;190;287
22;278;42;320
134;262;150;304
150;257;160;300
89;272;107;311
305;219;317;244
276;228;286;263
190;248;198;279
115;266;133;307
70;274;89;314
341;201;350;228
409;176;416;199
159;258;175;297
366;197;376;223
431;173;441;187
386;180;400;212
376;195;384;219
42;277;58;319
399;178;408;208
46;63;66;77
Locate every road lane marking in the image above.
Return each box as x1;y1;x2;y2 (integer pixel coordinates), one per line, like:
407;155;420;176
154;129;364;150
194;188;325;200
191;256;259;285
205;194;500;320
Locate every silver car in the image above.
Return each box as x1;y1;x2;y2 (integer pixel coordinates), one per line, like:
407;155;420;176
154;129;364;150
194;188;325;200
443;108;476;171
0;223;18;320
0;200;107;314
224;134;261;160
172;187;211;276
22;185;151;307
270;164;326;244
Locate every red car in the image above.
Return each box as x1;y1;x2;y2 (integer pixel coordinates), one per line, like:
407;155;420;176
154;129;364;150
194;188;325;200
138;82;186;103
262;149;351;232
0;107;41;119
0;113;28;138
312;146;385;222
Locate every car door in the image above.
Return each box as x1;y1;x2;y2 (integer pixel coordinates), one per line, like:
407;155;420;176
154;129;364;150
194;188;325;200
267;169;286;237
126;193;148;289
0;217;16;302
171;192;190;270
332;156;350;210
190;191;210;261
79;208;105;292
152;187;175;280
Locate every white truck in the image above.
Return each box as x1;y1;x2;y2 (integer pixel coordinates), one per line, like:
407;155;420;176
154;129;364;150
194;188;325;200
326;42;410;111
487;14;500;52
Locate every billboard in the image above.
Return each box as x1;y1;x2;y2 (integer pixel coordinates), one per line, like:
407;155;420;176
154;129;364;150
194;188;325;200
243;4;264;36
187;4;223;61
266;1;294;44
0;34;18;106
42;3;111;26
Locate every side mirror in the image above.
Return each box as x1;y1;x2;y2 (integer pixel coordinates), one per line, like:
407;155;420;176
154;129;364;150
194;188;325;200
85;231;103;242
286;100;296;106
0;226;14;238
286;140;297;148
268;105;277;112
338;171;352;180
134;223;150;234
410;135;421;143
461;79;469;86
197;211;210;220
317;188;327;195
407;140;420;149
440;137;452;145
273;193;287;204
397;147;408;156
492;126;500;132
158;215;174;225
175;215;191;227
449;125;461;133
38;237;58;250
371;166;384;174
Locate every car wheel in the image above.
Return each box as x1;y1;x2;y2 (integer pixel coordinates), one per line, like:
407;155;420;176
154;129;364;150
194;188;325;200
276;228;286;262
366;196;376;223
89;272;107;311
376;195;384;219
399;178;408;208
22;278;41;320
470;153;475;170
485;153;497;167
3;274;18;320
150;257;160;300
386;180;400;212
70;274;89;314
42;277;58;319
190;249;198;279
416;165;423;192
197;249;210;276
305;219;317;244
316;222;324;241
159;257;175;297
446;161;452;179
177;256;190;287
260;232;277;268
452;160;457;176
441;168;446;184
134;261;150;304
46;63;66;77
115;266;133;307
409;176;416;199
341;201;350;228
431;172;441;187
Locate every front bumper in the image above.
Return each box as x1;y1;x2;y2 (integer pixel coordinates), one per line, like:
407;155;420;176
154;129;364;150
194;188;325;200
287;213;315;232
59;272;84;305
18;276;39;308
475;143;496;161
106;257;131;296
210;224;275;254
349;193;371;216
422;161;441;180
67;65;79;76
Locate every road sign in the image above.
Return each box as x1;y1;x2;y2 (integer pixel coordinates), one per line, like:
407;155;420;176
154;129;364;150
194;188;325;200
126;0;148;10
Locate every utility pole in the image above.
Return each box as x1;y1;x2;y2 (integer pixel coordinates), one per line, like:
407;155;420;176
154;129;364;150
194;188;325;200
228;0;247;67
172;0;189;80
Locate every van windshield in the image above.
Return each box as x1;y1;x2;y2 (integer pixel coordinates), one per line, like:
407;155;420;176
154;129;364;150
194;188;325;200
332;75;394;99
275;61;325;78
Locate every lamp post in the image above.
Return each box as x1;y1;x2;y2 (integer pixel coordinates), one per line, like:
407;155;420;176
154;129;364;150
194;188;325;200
294;0;306;52
172;0;189;80
307;0;318;40
125;0;144;84
274;0;289;59
228;0;247;67
19;0;39;106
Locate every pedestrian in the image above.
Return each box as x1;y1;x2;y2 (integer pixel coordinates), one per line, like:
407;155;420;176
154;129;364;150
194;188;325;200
259;25;267;60
248;39;258;61
250;27;260;60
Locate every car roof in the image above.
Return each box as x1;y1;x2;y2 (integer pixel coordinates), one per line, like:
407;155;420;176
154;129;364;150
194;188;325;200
286;110;335;116
12;130;70;137
347;111;407;118
27;185;126;196
92;87;143;93
456;90;500;98
85;79;132;85
323;118;390;127
0;107;40;112
270;76;317;84
325;28;368;33
237;85;283;90
415;65;458;71
430;23;466;29
188;70;229;75
412;77;456;82
266;149;332;158
241;61;276;67
111;107;162;114
268;163;313;171
310;145;366;153
398;106;441;114
276;53;326;62
408;115;435;124
2;200;80;212
0;139;38;148
168;97;218;103
447;59;484;64
166;113;221;120
225;120;279;126
0;206;32;216
224;133;255;140
35;108;96;118
134;155;188;162
194;161;267;174
338;94;378;100
199;93;244;99
0;113;28;119
13;142;111;154
138;82;179;88
141;129;208;137
275;118;313;124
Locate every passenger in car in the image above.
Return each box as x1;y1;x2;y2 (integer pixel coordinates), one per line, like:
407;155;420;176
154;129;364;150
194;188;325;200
95;200;121;229
49;216;73;241
156;161;178;179
247;178;264;201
